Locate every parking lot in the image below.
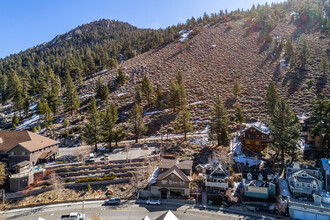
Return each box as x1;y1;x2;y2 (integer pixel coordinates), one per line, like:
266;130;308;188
57;144;159;163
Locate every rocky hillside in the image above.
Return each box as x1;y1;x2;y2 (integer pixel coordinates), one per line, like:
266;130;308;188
79;4;329;135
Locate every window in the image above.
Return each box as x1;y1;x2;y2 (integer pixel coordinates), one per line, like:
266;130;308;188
169;180;172;185
313;183;317;189
258;174;263;181
22;151;28;156
290;179;294;184
180;181;184;185
171;174;175;179
10;152;15;156
161;180;167;184
307;184;311;188
297;182;300;187
302;183;305;187
247;173;252;180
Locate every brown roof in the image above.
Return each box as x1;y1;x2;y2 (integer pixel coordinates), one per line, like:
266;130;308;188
0;130;59;152
156;165;191;182
159;159;193;170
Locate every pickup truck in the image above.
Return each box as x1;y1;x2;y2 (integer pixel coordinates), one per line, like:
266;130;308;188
60;212;85;220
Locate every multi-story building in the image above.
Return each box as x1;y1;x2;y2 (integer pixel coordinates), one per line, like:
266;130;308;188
150;159;192;199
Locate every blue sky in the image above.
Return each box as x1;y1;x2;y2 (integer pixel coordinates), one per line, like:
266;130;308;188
0;0;282;59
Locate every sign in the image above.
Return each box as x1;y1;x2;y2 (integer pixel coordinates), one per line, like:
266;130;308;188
246;186;268;194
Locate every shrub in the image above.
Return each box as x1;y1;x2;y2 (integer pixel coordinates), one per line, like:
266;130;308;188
42;185;47;188
87;184;91;191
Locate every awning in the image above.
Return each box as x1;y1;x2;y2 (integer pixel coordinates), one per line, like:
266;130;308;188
38;151;55;160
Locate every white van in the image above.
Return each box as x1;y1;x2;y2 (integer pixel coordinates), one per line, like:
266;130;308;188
89;152;95;162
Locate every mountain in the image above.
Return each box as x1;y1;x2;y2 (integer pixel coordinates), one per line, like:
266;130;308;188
0;0;329;136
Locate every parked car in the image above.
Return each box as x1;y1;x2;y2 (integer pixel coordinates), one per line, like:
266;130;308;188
104;197;121;205
60;212;85;220
89;152;95;162
146;199;160;205
142;144;149;150
104;154;109;160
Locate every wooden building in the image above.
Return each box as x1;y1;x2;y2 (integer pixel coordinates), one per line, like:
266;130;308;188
240;122;271;155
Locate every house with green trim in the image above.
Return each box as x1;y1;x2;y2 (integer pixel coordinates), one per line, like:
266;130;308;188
242;170;276;199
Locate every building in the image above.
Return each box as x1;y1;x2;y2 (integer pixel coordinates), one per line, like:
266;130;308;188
150;159;192;199
242;170;276;199
240;121;271;155
286;164;323;199
205;163;230;194
321;159;330;191
0;130;59;170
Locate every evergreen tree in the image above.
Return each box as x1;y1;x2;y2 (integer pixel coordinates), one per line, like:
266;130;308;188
135;85;142;104
285;36;294;61
265;81;279;116
113;127;125;146
155;85;163;108
141;75;153;105
83;96;101;152
269;98;302;171
43;101;54;134
100;84;109;101
63;118;70;131
12;113;19;128
310;93;329;150
320;57;329;75
47;73;62;115
209;95;229;146
130;103;146;143
95;78;103;98
32;126;37;133
234;105;245;131
101;104;118;151
232;80;241;99
63;74;80;116
168;80;180;111
175;105;193;141
299;40;310;68
116;67;126;86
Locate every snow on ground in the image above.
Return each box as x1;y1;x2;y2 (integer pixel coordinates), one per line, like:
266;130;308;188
144;110;163;116
195;119;210;123
16;114;40;130
179;30;192;42
117;93;127;97
79;93;95;99
279;178;290;198
189;101;204;106
188;136;212;146
29;102;38;111
148;167;159;186
233;154;264;167
0;104;12;110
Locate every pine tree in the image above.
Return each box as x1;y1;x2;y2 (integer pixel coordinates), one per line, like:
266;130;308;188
155;85;163;108
100;85;109;101
175;105;193;141
285;36;294;61
63;74;80;116
113;127;125;146
12;113;19;128
209;95;229;146
232;80;241;99
310;93;329;150
43;101;54;133
320;57;329;75
141;75;153;105
47;73;62;115
269;98;302;171
102;103;118;151
63;118;69;131
83;96;101;152
234;105;245;131
265;81;279;116
299;40;310;68
0;162;6;187
95;78;103;98
168;80;180;111
116;67;126;86
135;86;142;104
130;103;147;143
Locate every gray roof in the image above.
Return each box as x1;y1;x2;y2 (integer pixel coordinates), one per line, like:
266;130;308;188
159;159;193;170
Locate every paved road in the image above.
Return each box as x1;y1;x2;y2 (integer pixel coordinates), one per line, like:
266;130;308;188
1;200;258;220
